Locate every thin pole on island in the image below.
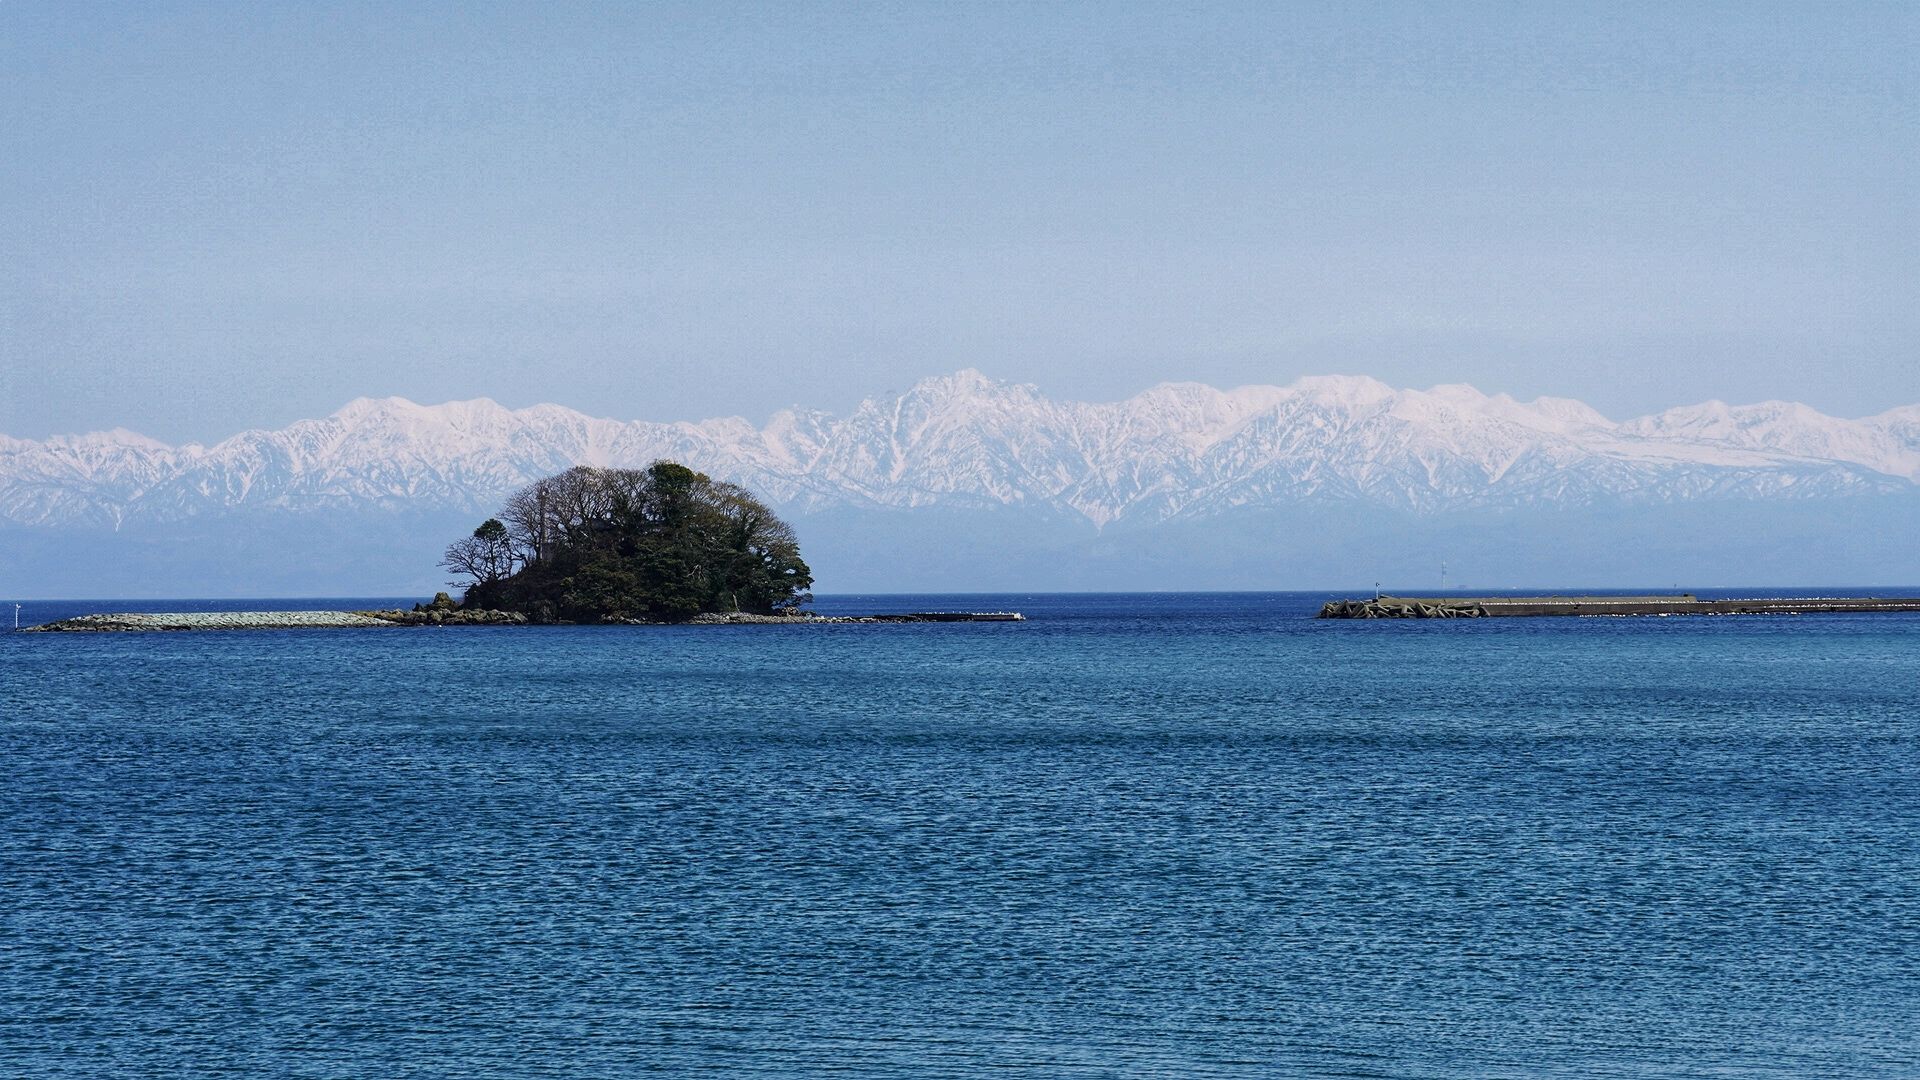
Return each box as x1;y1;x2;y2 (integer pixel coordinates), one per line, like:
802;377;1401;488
12;604;19;630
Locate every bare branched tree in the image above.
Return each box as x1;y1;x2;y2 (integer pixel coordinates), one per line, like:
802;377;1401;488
440;517;519;600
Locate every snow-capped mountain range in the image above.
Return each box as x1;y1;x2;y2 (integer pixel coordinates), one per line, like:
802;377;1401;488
5;370;1919;532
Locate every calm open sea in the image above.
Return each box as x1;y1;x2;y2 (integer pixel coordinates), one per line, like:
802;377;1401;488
3;592;1917;1078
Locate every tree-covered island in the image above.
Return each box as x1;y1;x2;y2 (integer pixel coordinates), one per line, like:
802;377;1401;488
441;462;812;623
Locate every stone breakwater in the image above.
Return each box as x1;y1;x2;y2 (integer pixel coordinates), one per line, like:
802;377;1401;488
24;609;1024;631
26;611;402;632
24;609;527;632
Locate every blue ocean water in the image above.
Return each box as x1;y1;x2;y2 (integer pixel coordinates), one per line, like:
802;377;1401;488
3;591;1917;1078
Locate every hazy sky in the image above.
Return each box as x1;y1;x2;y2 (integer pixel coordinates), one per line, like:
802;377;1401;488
3;2;1915;442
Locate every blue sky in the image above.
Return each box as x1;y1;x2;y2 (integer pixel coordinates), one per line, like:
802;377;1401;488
3;1;1915;441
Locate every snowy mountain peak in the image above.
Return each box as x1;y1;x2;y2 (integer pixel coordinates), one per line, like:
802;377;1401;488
1423;382;1490;403
328;395;526;430
329;395;433;422
1520;396;1615;431
1284;374;1398;408
47;427;175;452
889;369;1047;416
1625;397;1920;480
4;372;1917;534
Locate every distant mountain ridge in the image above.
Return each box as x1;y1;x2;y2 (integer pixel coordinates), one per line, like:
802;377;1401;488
5;370;1919;533
7;371;1920;596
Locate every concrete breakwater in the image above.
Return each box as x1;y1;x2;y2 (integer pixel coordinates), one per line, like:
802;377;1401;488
25;609;1025;632
1320;595;1920;619
26;611;407;632
24;609;529;632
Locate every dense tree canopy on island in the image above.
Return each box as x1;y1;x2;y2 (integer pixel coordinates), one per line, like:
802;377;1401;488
442;462;812;622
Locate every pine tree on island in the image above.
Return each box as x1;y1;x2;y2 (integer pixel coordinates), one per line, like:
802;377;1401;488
441;461;812;623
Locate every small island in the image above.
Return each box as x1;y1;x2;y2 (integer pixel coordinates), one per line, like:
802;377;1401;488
22;460;1024;631
440;461;813;623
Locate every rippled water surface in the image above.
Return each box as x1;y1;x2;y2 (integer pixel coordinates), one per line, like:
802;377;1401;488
4;592;1918;1077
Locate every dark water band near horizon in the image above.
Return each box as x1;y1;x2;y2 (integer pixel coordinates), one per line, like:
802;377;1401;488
4;591;1917;1077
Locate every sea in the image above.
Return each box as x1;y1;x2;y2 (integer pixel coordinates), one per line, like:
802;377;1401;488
3;591;1917;1078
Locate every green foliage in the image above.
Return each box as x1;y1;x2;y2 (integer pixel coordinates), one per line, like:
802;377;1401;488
446;462;813;622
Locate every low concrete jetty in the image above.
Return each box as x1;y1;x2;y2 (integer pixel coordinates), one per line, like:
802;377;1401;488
1318;594;1920;619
